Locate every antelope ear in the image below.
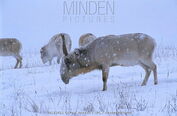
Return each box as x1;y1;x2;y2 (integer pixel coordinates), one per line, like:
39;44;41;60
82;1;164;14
79;49;87;55
74;49;80;56
40;47;44;53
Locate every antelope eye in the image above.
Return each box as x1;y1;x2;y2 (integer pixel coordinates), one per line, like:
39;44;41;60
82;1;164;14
65;58;71;64
64;58;71;69
74;50;80;56
75;52;79;56
42;51;47;56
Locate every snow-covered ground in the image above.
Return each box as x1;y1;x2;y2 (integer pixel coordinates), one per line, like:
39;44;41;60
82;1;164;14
0;46;177;116
1;0;177;115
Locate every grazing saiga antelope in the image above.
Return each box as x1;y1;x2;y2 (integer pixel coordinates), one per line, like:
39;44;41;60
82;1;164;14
0;38;22;68
40;33;71;65
60;33;157;91
79;33;96;47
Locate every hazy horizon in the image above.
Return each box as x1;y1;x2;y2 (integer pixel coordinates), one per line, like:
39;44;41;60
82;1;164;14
1;0;177;51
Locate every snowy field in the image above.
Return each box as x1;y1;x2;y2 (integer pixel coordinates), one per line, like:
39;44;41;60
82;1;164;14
0;45;177;116
1;0;177;116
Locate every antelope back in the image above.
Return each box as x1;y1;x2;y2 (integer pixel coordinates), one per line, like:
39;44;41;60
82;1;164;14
79;33;96;47
0;38;22;55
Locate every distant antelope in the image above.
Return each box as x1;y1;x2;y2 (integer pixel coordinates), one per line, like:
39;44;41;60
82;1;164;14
79;33;96;47
60;33;157;91
0;38;22;68
40;33;71;65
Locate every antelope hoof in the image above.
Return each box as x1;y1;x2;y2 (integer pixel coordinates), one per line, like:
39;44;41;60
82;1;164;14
154;82;158;85
102;87;107;91
141;83;146;86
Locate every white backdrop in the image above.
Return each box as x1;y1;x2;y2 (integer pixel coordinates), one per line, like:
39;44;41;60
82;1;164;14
1;0;177;51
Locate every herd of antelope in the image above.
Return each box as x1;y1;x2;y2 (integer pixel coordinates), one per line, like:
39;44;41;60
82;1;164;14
0;33;157;91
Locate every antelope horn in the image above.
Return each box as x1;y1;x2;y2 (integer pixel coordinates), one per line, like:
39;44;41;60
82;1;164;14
61;34;68;56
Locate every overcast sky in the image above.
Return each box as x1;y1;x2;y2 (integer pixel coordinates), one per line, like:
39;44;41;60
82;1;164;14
1;0;177;51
